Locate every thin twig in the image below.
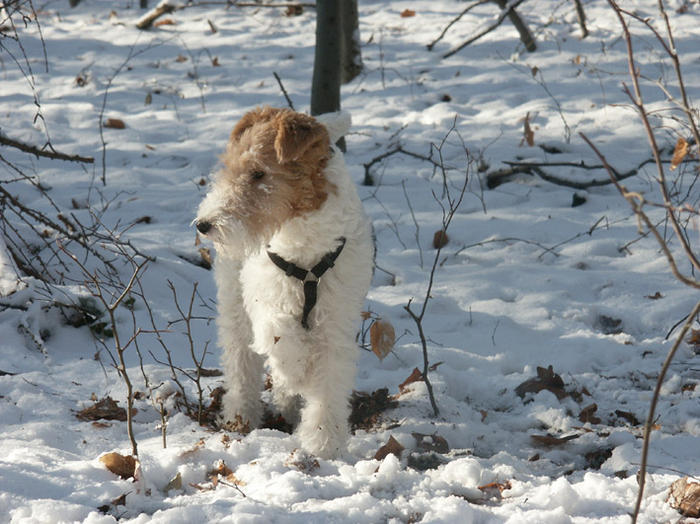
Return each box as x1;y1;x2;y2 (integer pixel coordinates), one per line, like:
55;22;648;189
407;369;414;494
273;72;295;111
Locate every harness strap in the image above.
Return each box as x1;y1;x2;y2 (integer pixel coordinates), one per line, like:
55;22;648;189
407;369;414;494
266;237;346;330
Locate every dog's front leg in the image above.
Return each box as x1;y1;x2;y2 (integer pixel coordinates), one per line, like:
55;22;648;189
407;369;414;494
296;338;357;459
215;259;263;431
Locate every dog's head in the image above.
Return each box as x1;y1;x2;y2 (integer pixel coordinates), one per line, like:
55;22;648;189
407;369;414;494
195;107;332;257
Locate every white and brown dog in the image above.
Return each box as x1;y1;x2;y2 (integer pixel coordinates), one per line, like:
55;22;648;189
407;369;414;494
195;107;373;458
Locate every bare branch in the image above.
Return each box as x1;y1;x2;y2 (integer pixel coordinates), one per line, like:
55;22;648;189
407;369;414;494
0;134;94;163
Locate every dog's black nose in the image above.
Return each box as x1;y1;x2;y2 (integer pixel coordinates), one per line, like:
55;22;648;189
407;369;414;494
196;220;212;235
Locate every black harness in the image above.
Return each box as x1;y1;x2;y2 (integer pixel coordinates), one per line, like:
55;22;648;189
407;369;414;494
266;237;346;330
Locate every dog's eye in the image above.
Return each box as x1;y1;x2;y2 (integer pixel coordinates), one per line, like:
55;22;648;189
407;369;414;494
250;170;266;181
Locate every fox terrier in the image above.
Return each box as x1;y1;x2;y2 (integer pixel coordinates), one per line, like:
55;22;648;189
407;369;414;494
195;107;373;458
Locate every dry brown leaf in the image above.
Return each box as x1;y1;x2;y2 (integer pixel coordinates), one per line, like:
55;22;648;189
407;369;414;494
432;230;449;249
179;438;205;458
285;5;303;16
478;480;512;499
514;365;567;400
670;137;689;171
154;18;175;27
530;433;580;447
687;329;700;347
164;471;182;492
667;477;700;517
370;319;395;360
614;409;640;426
375;435;404;460
211;56;220;67
175;54;188;63
522;112;535;147
398;367;423;394
76;396;129;421
104;118;125;129
578;403;601;424
99;452;136;479
400;9;416;17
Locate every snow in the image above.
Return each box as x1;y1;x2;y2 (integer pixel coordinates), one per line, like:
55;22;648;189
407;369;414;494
1;0;699;522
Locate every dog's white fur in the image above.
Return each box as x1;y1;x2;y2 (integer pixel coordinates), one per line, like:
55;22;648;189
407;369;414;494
196;107;373;458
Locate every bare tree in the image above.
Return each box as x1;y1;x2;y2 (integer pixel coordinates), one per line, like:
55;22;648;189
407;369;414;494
581;1;700;521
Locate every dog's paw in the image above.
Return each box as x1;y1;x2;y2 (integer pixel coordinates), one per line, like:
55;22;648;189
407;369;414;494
220;391;262;432
296;421;348;460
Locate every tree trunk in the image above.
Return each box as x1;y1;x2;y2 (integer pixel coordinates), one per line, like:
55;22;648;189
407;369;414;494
311;0;341;117
340;0;362;84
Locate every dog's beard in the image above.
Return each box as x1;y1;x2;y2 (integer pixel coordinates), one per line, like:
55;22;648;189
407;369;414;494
212;218;267;259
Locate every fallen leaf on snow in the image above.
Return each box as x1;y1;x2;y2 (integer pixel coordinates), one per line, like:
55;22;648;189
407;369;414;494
398;367;423;394
375;435;404;461
103;118;125;129
370;318;395;360
154;18;176;27
164;471;182;492
578;403;601;424
400;9;416;17
99;452;136;479
76;396;131;421
614;409;640;426
478;480;512;500
515;365;567;400
179;438;205;458
667;477;700;518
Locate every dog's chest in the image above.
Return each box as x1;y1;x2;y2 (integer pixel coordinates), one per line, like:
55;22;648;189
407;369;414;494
239;253;304;317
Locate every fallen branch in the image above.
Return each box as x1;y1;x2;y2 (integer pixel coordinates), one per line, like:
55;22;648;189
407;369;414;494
136;1;177;30
443;0;533;59
486;153;693;190
136;1;316;30
0;134;94;163
427;0;491;51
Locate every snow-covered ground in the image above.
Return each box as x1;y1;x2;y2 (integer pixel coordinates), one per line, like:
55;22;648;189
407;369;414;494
1;1;699;522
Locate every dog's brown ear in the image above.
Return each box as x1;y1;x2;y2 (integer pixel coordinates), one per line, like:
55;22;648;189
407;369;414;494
230;109;262;142
274;112;328;164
